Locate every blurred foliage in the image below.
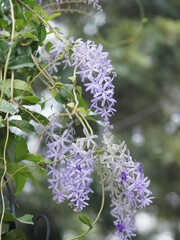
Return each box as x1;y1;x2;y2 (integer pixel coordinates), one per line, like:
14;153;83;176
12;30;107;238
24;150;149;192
15;0;180;239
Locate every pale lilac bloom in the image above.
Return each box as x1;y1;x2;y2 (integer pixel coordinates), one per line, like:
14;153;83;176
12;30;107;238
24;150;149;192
99;132;153;239
45;118;97;212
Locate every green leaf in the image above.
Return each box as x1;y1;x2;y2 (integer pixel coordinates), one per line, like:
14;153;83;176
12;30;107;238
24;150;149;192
61;84;73;99
39;159;51;164
2;229;27;240
0;19;8;29
25;154;48;163
3;212;34;225
21;96;40;105
23;32;37;39
55;92;67;104
0;40;9;63
8;56;34;69
69;75;76;82
45;41;53;52
51;89;56;98
19;109;49;125
38;166;47;176
77;94;88;110
77;107;87;116
17;45;32;56
76;86;82;95
45;13;61;21
37;24;46;43
14;137;29;162
0;79;33;98
9;120;35;133
14;175;27;195
23;0;37;7
78;214;94;229
0;100;16;114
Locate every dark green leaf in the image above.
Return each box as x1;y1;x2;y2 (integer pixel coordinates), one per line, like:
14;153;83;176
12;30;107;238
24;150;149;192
19;109;49;125
8;56;34;69
9;120;35;133
0;79;33;98
0;19;8;29
55;92;67;104
0;41;9;63
77;94;88;110
0;100;16;114
14;137;29;162
17;46;32;55
37;24;46;43
23;32;37;39
14;175;27;195
25;154;47;163
2;229;27;240
21;96;40;105
3;212;34;225
78;214;94;229
45;41;53;52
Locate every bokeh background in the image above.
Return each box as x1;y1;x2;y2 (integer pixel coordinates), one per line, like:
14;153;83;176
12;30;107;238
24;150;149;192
15;0;180;239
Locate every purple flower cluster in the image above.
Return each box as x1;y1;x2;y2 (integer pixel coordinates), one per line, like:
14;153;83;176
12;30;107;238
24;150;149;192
37;0;101;9
35;38;116;128
99;132;153;239
46;120;97;212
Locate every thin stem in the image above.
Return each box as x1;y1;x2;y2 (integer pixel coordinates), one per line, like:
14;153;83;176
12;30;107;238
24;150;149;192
17;0;68;45
46;8;92;17
10;70;14;101
93;159;105;225
68;228;91;240
31;54;54;87
43;0;86;9
0;153;76;191
0;116;9;239
0;0;15;105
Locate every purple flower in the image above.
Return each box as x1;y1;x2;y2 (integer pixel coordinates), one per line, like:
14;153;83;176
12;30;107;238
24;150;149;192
99;132;153;239
45;118;97;212
35;38;116;129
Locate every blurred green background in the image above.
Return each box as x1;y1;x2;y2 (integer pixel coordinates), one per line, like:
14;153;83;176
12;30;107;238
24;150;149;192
15;0;180;239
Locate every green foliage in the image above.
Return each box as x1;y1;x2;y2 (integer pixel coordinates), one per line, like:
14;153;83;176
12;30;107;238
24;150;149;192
78;214;94;229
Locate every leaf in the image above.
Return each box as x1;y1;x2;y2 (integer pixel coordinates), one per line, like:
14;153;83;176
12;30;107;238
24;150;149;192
23;0;37;7
25;154;48;163
76;86;82;95
0;40;9;63
17;45;32;56
8;56;34;69
0;79;33;98
38;166;47;176
14;137;29;162
2;229;27;240
69;75;76;82
14;175;27;195
61;84;73;99
77;107;87;116
9;120;35;133
45;13;61;21
55;92;67;104
19;109;49;125
77;94;88;110
23;32;37;39
0;100;16;114
45;41;53;52
37;24;46;43
21;96;40;105
78;214;94;229
3;212;34;225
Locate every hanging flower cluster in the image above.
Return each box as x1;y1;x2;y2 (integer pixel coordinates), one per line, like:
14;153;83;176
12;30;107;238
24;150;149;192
46;120;97;212
35;38;116;128
99;132;153;239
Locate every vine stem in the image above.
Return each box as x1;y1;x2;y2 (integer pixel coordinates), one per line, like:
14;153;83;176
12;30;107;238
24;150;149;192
0;153;75;191
0;116;9;240
17;0;68;45
0;0;15;105
68;157;105;240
